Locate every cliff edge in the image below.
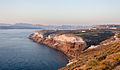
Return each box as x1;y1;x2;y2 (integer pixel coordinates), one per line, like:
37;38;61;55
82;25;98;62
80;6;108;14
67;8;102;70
29;30;87;57
59;30;120;70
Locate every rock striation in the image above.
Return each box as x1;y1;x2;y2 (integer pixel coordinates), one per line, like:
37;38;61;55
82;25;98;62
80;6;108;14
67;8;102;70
59;31;120;70
29;30;87;57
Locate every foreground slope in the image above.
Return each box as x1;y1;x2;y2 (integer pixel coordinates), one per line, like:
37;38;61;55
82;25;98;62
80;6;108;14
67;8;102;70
60;32;120;70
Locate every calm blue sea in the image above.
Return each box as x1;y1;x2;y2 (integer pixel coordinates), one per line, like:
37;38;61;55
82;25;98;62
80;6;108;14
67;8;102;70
0;29;68;70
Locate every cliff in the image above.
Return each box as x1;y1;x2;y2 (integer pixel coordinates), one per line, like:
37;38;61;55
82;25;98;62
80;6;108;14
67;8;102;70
29;29;117;70
59;31;120;70
29;30;87;57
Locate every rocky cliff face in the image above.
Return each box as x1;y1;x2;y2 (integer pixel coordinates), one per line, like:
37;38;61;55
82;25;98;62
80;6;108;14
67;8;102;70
59;31;120;70
29;29;117;70
29;30;87;57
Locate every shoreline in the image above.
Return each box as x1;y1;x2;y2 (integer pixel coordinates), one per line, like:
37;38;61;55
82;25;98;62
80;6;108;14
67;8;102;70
29;29;115;70
28;30;87;57
30;39;73;61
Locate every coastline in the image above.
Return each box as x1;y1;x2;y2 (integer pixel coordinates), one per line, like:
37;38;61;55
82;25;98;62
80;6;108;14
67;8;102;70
29;29;116;70
29;30;87;58
29;37;75;60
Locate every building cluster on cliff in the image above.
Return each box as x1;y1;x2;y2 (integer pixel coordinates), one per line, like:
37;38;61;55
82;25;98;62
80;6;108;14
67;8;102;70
92;24;120;30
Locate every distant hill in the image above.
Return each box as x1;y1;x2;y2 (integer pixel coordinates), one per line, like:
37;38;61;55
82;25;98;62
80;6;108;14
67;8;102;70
0;23;11;26
0;23;41;29
0;23;92;30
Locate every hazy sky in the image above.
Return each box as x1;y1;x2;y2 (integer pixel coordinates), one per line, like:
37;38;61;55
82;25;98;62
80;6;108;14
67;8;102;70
0;0;120;25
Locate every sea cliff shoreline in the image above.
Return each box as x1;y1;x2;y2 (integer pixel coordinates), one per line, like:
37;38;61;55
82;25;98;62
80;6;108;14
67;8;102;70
29;30;87;57
29;29;116;70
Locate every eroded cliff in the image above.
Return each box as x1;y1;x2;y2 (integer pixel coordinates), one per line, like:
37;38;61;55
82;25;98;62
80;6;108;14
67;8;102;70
29;30;87;57
29;29;117;70
59;30;120;70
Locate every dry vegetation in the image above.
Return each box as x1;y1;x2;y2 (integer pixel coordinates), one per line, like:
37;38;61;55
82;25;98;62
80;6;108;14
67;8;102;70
59;31;120;70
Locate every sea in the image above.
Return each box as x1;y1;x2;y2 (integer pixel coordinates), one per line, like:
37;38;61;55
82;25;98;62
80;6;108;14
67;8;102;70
0;29;68;70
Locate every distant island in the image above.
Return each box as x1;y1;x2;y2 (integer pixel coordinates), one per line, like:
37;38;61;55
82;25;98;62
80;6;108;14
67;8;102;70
1;23;120;30
0;23;91;30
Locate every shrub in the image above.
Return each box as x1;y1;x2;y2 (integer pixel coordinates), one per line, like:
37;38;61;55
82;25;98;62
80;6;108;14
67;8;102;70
86;60;98;68
97;55;106;61
117;50;120;52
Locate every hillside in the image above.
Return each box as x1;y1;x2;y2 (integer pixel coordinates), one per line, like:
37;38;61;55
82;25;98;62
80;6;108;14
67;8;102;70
29;29;114;57
59;32;120;70
29;29;120;70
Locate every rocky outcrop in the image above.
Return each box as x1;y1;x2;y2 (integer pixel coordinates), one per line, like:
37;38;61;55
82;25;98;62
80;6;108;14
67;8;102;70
29;30;87;57
59;32;120;70
29;29;118;70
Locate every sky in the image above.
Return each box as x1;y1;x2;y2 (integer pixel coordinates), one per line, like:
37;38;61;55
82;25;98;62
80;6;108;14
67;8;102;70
0;0;120;26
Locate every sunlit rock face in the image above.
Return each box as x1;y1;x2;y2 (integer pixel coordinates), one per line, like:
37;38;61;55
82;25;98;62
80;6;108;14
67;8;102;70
53;34;85;43
29;30;87;57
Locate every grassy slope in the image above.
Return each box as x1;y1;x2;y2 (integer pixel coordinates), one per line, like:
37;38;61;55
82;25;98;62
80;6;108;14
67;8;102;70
59;37;120;70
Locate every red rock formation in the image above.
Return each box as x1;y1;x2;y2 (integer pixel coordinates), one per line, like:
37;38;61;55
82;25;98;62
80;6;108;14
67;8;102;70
29;30;87;57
